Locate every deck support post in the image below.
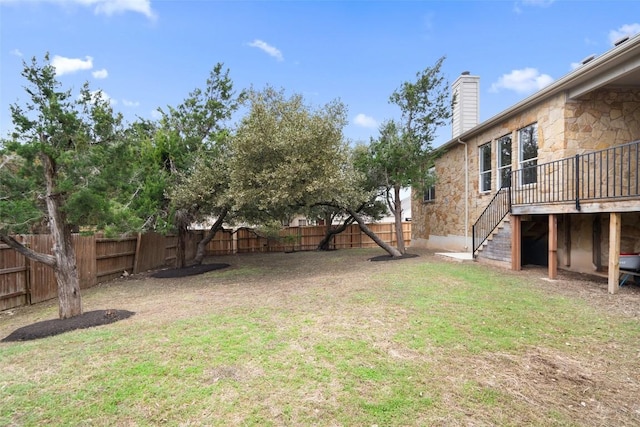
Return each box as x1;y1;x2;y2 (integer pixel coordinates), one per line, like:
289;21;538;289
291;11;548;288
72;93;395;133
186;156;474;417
562;214;571;267
548;214;558;280
608;213;621;294
511;215;521;271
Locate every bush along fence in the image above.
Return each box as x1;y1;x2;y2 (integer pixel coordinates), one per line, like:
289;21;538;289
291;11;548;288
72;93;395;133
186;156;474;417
0;222;410;311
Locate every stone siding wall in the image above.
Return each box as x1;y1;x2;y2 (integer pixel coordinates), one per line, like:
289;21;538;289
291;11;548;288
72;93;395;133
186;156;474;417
413;88;640;253
565;88;640;155
412;94;566;246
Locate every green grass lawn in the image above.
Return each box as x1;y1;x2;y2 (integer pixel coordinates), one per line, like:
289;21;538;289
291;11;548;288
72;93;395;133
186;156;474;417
1;249;639;426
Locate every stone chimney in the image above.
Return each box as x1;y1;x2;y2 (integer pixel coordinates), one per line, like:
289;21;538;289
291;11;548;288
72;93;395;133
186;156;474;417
451;71;480;139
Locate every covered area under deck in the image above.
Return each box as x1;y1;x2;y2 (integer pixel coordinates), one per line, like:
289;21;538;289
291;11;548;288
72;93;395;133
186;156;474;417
476;139;640;294
510;205;639;294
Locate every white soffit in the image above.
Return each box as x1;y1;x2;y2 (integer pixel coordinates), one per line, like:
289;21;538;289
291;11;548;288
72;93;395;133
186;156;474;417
568;54;640;99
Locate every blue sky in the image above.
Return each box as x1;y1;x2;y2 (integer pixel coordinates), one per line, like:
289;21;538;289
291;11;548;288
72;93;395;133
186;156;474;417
1;0;639;147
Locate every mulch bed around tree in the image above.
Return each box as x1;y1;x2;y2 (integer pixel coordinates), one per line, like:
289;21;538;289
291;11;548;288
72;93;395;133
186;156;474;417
369;253;420;262
2;264;230;342
1;309;135;342
151;263;230;279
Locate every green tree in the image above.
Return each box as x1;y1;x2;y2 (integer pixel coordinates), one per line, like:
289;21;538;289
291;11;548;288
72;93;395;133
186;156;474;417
168;140;233;265
230;87;407;257
229;86;349;223
312;145;389;252
139;63;243;267
369;56;452;253
0;55;123;318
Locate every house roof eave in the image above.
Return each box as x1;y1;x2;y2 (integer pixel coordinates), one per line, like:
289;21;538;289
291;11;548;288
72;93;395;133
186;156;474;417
439;32;640;152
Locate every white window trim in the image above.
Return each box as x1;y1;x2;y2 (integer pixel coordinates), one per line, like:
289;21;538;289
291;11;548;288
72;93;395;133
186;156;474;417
497;134;512;189
479;142;491;193
423;167;436;202
518;123;538;186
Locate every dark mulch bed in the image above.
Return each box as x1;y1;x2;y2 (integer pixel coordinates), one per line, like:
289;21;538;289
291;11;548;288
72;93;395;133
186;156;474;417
369;253;420;262
1;309;135;342
151;263;230;279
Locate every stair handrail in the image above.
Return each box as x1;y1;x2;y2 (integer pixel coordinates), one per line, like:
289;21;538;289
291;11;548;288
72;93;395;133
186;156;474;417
472;185;511;255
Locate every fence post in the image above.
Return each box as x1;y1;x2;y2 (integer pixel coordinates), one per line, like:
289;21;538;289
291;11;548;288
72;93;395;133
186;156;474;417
574;154;581;211
133;232;142;274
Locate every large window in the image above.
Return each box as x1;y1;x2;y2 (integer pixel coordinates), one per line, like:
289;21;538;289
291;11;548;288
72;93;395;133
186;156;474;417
479;142;491;193
519;123;538;185
497;134;512;188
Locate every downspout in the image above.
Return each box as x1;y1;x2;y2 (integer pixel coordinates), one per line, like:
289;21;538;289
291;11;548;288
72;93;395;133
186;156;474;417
458;138;469;250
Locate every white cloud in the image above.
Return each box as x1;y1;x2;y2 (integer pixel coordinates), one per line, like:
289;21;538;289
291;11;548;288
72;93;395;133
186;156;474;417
353;113;378;129
122;99;140;107
91;0;156;20
248;39;284;61
0;0;156;19
609;23;640;46
489;68;554;94
87;90;116;105
513;0;554;14
51;55;93;76
92;68;108;79
10;49;23;57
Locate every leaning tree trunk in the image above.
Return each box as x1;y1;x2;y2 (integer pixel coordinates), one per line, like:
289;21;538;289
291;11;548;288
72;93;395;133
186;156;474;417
346;208;402;258
393;184;406;254
317;215;354;251
193;207;229;265
43;154;82;319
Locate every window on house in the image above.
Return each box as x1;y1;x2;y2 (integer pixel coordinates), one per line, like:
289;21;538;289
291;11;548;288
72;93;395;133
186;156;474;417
423;186;436;202
479;142;491;193
497;134;512;188
519;123;538;185
423;167;436;202
298;219;308;227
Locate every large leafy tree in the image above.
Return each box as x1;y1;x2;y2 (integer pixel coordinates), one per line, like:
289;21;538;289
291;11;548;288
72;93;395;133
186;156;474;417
229;87;349;223
0;55;123;318
230;87;403;257
368;56;452;253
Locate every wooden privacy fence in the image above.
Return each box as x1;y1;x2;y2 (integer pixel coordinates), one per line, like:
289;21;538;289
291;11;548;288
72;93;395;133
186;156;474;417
0;222;410;311
236;223;411;253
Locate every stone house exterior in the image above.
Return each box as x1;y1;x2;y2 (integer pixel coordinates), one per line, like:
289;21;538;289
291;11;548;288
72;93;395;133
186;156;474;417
412;33;640;293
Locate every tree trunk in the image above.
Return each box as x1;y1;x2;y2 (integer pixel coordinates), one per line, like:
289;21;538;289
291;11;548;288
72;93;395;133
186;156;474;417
317;215;354;251
43;154;82;319
175;218;187;269
393;184;406;253
346;208;402;257
193;207;229;265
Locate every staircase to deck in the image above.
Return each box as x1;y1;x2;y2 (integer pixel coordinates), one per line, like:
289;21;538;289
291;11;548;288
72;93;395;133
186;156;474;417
472;187;511;257
474;216;512;263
